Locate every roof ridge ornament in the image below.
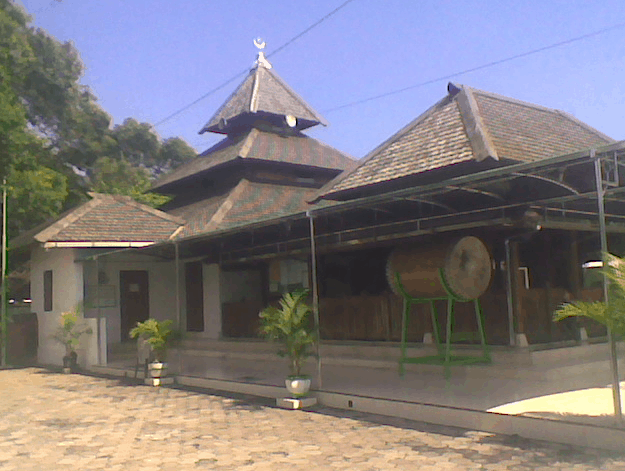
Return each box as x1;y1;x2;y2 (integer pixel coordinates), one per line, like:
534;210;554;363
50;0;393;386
253;37;272;69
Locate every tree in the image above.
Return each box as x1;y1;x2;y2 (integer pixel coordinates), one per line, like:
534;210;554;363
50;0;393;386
110;120;196;176
158;137;197;175
7;162;68;238
90;156;170;208
1;0;195;229
0;1;34;182
112;118;160;168
554;252;625;337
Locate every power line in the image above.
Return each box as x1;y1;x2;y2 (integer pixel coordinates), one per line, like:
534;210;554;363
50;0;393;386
267;0;357;59
154;72;246;127
154;0;357;128
324;21;625;114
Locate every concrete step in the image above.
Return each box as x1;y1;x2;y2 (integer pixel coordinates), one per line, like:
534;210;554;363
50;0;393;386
105;337;624;383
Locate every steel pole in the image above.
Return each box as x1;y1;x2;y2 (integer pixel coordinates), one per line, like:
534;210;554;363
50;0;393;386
175;242;181;328
1;179;7;367
174;242;181;375
593;152;623;425
307;211;322;389
95;256;102;365
504;238;516;347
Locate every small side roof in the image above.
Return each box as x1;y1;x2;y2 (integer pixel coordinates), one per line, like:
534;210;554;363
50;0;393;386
317;83;613;200
11;193;185;249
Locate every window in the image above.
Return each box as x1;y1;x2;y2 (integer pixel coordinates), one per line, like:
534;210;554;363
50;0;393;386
44;270;53;312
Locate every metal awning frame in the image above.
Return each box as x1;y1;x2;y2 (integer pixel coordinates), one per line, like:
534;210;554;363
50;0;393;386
85;141;625;264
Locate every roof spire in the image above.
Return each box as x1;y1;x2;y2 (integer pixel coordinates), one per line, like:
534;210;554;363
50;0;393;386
253;37;272;69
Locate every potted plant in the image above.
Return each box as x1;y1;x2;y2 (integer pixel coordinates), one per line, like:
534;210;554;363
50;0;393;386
129;318;177;386
555;252;625;338
259;289;317;397
53;307;92;373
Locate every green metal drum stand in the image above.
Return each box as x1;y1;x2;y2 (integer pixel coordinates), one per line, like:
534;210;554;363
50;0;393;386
395;271;491;378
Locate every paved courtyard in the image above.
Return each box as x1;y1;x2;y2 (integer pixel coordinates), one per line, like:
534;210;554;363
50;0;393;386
0;368;623;470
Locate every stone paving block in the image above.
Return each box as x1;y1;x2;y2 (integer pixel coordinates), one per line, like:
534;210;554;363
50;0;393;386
1;368;624;470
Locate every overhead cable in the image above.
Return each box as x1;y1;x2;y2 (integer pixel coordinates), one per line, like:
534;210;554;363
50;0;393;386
154;0;357;128
324;21;625;113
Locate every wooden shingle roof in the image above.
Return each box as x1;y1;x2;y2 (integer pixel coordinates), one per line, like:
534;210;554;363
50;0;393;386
318;83;613;200
200;63;327;134
12;193;184;248
167;179;319;238
152;128;355;192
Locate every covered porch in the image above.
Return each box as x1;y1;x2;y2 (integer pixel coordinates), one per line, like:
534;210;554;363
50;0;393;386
90;143;625;442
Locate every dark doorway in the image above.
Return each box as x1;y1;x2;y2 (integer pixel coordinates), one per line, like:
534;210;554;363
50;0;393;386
120;270;149;341
185;262;204;332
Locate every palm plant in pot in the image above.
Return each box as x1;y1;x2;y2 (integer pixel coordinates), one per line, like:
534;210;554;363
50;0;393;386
53;307;92;373
554;252;625;339
129;318;177;386
259;289;317;397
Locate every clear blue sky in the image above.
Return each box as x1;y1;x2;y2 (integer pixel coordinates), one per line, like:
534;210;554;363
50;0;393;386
18;0;625;159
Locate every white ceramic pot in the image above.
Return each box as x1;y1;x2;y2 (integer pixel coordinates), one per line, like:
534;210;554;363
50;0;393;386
285;376;311;397
149;362;168;378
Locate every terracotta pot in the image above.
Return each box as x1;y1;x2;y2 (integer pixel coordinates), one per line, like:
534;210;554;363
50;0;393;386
285;376;311;397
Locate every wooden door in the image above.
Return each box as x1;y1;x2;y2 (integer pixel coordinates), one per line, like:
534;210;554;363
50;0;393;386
185;262;204;332
120;271;149;341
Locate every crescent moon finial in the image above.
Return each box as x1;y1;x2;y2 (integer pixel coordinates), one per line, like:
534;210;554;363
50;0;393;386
253;37;272;69
253;37;266;50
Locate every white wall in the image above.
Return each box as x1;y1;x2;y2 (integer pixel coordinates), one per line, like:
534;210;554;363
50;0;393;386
31;245;184;366
83;252;179;343
203;263;222;339
31;245;85;366
83;260;119;346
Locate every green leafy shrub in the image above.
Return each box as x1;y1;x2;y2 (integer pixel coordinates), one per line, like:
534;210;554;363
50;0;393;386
52;306;92;358
259;290;317;377
554;253;625;337
129;318;177;362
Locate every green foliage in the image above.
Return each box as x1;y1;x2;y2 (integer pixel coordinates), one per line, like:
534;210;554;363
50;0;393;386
90;156;171;208
0;2;34;182
554;253;625;337
112;118;160;168
129;319;176;362
7;164;68;236
1;0;195;235
52;306;93;357
159;137;197;174
259;290;317;377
